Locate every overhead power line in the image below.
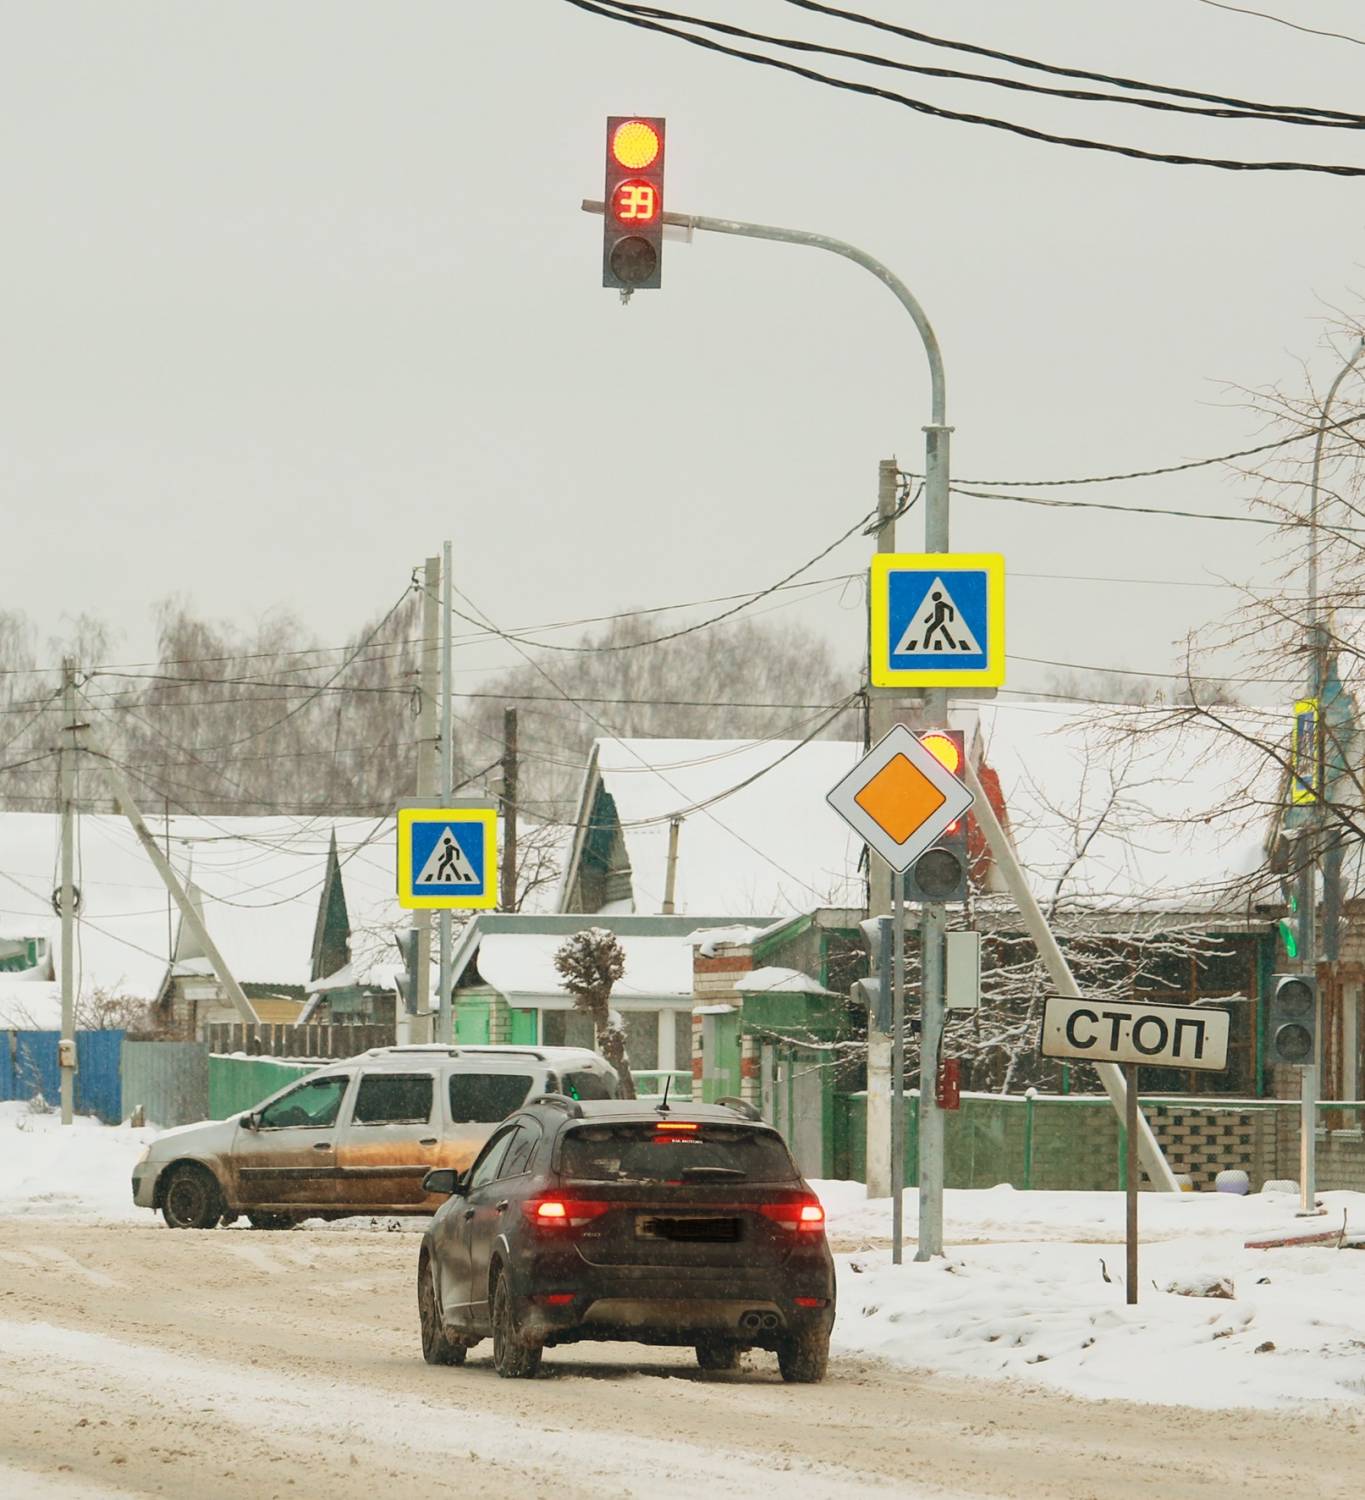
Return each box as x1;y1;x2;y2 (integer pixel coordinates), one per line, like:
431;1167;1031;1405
566;0;1365;174
780;0;1365;120
1193;0;1365;48
600;0;1364;129
903;411;1365;488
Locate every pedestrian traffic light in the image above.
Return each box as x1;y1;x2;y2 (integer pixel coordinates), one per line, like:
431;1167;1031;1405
905;729;969;904
1267;972;1317;1067
603;115;665;291
394;929;420;1015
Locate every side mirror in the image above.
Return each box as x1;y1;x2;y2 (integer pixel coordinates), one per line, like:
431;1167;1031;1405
241;1112;259;1131
422;1168;464;1197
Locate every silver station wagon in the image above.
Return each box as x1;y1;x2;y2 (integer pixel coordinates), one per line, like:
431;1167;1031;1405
132;1045;621;1229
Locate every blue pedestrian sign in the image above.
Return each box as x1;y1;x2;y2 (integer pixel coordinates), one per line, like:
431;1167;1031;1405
870;553;1005;688
397;803;498;910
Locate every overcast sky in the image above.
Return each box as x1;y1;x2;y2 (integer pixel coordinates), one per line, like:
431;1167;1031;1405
4;0;1364;705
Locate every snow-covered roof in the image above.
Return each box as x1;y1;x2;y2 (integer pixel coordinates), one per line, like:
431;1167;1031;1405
731;966;838;997
473;931;694;1009
568;704;1282;919
0;813;402;1001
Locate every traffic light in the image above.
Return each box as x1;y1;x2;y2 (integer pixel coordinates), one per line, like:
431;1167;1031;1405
603;116;665;291
905;729;969;904
1266;972;1317;1067
394;929;420;1015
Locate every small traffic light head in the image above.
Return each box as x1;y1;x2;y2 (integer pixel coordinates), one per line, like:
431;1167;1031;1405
603;115;665;292
1268;972;1318;1067
911;847;964;902
918;731;962;776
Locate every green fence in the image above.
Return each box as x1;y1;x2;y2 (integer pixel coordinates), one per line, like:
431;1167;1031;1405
208;1055;318;1120
832;1090;1365;1192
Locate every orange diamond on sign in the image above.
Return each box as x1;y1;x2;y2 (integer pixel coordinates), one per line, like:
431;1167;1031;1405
853;753;946;844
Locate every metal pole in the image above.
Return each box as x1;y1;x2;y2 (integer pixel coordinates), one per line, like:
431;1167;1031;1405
891;870;906;1264
1125;1061;1139;1305
439;540;455;1045
59;660;77;1126
413;557;441;1038
661;816;682;915
1301;335;1364;1216
961;753;1180;1191
915;902;946;1259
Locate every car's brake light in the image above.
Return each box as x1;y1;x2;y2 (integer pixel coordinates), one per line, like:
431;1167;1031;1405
523;1198;609;1230
653;1121;700;1132
758;1198;826;1233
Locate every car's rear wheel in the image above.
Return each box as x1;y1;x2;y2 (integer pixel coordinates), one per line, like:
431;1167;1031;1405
247;1212;293;1231
161;1164;223;1230
491;1274;541;1379
695;1339;741;1372
776;1326;829;1384
418;1255;467;1366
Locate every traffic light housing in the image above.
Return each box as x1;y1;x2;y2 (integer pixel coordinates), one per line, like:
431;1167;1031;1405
1266;972;1317;1067
603;116;665;291
905;730;969;904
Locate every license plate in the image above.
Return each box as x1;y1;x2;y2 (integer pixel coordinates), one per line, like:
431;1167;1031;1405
635;1214;742;1243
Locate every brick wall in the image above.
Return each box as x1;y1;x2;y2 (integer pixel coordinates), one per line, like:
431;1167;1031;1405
1146;1106;1275;1191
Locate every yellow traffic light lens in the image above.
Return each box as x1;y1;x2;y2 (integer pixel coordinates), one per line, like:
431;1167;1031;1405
612;120;661;170
919;732;961;774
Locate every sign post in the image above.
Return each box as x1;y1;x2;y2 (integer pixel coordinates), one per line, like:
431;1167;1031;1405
1040;995;1230;1302
827;725;975;1263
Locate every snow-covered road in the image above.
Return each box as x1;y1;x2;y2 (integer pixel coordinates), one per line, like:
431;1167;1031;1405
1;1215;1363;1500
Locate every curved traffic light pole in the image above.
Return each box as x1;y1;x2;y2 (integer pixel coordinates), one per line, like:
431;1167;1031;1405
581;199;1180;1226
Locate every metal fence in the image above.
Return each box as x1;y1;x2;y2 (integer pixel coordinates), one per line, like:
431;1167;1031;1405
0;1030;124;1122
204;1022;393;1059
121;1041;209;1128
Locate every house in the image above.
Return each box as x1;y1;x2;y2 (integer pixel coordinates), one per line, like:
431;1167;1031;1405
553;703;1311;1099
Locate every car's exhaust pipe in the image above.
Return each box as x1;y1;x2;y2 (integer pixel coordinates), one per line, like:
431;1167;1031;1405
760;1312;780;1331
739;1310;764;1333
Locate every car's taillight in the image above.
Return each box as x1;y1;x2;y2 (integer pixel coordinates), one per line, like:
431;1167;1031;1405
758;1198;826;1233
522;1198;610;1230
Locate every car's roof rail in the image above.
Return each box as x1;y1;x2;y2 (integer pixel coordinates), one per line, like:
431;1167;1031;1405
716;1096;763;1122
363;1045;460;1058
458;1046;548;1061
526;1093;584;1118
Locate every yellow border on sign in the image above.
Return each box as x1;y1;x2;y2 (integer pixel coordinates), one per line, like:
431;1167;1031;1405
397;806;499;910
869;552;1006;688
1291;697;1319;806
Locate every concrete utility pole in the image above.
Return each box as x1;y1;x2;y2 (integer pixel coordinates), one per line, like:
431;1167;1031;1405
1301;334;1365;1213
58;660;79;1126
414;556;441;1036
438;539;455;1045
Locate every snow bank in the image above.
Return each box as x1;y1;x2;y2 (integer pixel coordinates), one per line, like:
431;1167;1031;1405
817;1179;1365;1409
0;1101;157;1221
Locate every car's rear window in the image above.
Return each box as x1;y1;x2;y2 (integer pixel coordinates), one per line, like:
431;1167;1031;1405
560;1123;799;1184
448;1072;534;1124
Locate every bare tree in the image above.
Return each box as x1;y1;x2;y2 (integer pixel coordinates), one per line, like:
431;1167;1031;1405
552;927;635;1098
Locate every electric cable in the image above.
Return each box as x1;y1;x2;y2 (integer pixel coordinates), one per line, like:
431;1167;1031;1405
566;0;1365;173
1192;0;1365;48
947;482;1365;531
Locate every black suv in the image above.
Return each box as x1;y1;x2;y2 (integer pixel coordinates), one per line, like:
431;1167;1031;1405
415;1096;835;1382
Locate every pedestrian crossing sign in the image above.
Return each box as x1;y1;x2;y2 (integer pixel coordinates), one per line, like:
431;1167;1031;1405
396;803;498;910
870;553;1005;688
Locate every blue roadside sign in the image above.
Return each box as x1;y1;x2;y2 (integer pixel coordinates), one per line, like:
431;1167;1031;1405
396;804;498;910
870;552;1005;688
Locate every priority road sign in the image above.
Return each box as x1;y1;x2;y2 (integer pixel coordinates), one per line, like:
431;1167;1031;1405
397;803;498;911
825;724;974;873
1039;995;1230;1072
870;552;1005;688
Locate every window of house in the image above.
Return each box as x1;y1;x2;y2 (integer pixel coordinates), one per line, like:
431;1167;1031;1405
352;1073;433;1125
541;1011;596;1050
674;1012;693;1071
624;1012;658;1071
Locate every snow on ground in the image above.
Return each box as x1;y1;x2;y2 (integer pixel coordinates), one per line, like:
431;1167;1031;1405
7;1109;1365;1411
818;1178;1365;1410
0;1102;157;1221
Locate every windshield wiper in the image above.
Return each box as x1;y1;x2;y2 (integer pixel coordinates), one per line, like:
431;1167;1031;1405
679;1166;747;1181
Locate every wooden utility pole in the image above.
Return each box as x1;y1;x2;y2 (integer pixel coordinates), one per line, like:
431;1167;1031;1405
500;707;518;911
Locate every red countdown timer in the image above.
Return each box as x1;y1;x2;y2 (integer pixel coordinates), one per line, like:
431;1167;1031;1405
611;178;660;224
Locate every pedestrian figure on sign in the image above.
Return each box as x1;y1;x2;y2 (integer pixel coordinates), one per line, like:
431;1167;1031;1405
922;590;957;652
434;835;460;881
